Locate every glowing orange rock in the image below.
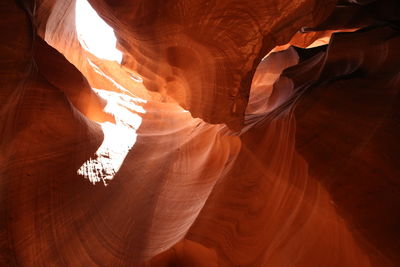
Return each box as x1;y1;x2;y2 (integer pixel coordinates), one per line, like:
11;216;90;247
1;0;400;266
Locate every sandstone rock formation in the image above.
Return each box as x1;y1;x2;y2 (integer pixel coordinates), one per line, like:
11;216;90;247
1;0;399;266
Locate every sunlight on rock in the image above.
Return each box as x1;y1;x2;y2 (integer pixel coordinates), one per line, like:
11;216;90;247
129;73;144;83
75;0;122;63
77;89;146;185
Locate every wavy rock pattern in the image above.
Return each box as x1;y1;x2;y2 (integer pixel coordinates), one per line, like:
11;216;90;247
1;0;400;266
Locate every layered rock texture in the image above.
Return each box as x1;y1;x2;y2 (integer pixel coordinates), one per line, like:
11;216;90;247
1;0;399;266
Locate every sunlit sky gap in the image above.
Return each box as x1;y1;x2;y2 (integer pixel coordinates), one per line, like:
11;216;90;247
75;0;123;63
75;0;145;185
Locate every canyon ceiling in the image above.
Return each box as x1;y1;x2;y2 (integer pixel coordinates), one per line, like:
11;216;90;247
1;0;399;266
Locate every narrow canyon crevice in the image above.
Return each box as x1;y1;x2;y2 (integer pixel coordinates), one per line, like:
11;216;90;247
1;0;399;266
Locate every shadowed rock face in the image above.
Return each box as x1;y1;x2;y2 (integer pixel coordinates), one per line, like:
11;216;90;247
1;0;399;266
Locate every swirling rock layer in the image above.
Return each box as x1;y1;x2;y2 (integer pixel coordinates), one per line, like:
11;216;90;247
1;0;399;266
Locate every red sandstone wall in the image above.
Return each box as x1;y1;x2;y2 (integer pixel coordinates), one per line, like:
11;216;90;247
1;0;399;266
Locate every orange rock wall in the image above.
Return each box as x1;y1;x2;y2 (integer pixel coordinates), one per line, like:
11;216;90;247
1;0;399;266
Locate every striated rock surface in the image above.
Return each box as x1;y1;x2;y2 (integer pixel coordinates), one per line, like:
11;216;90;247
1;0;399;266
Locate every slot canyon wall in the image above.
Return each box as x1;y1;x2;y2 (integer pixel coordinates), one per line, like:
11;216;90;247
0;0;399;266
